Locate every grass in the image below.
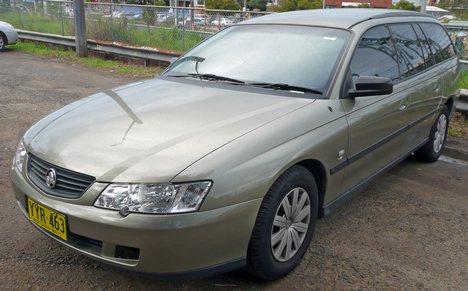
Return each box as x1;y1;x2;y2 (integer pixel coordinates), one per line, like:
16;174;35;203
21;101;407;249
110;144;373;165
14;41;164;77
459;71;468;90
0;10;207;51
448;112;468;139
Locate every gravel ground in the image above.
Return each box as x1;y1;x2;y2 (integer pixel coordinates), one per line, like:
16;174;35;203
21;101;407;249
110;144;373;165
1;50;467;290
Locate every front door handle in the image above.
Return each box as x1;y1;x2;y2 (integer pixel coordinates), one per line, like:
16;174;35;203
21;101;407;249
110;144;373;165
399;99;408;111
433;83;441;93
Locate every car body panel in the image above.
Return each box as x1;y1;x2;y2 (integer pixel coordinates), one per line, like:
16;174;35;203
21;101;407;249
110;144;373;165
24;78;313;183
174;99;349;210
0;21;18;45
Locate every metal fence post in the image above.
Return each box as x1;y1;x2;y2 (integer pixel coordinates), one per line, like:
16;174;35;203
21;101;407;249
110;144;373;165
74;0;87;57
110;0;114;42
59;0;64;36
182;7;185;51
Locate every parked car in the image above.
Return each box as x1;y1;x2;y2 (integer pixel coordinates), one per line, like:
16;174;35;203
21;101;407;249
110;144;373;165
211;17;233;26
0;21;18;51
10;9;460;280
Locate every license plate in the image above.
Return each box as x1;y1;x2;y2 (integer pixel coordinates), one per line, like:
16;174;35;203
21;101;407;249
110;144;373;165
27;198;67;241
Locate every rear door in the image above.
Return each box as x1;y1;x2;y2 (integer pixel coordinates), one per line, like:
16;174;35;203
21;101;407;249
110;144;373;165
397;23;457;149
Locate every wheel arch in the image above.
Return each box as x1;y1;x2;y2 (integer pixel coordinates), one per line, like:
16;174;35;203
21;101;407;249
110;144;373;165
0;31;7;45
444;97;454;117
296;159;327;218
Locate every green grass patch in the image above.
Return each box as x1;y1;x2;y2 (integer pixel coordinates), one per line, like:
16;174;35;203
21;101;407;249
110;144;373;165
14;41;163;77
459;71;468;90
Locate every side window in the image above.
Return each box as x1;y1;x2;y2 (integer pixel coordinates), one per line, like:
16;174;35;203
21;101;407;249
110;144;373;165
419;23;456;64
351;26;400;80
389;24;425;78
350;26;400;81
412;24;436;68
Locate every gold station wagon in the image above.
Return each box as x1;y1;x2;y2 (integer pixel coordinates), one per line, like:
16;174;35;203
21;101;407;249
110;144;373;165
10;9;460;280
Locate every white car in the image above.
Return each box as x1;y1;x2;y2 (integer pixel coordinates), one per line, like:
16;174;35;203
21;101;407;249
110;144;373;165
0;21;18;51
211;17;233;26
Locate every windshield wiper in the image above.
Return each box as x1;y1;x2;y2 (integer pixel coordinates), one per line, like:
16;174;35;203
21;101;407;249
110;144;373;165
167;75;322;95
249;82;322;95
168;73;246;84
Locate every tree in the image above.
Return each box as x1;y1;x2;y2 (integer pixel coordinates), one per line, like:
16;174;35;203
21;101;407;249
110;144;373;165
206;0;241;10
269;0;321;12
390;0;418;11
247;0;267;11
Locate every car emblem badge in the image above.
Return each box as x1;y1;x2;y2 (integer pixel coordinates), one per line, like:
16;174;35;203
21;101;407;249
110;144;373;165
45;168;57;188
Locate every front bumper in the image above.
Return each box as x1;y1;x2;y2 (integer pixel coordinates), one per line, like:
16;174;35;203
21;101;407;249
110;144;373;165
10;166;262;275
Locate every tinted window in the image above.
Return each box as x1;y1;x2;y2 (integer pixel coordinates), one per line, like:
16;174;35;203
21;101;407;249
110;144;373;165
419;23;455;63
390;24;425;78
350;26;400;81
412;24;436;68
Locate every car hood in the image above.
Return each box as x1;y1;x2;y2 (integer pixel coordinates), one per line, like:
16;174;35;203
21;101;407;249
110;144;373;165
26;78;314;182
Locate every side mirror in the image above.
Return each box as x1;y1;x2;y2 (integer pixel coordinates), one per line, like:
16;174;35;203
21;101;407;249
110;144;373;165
348;76;393;98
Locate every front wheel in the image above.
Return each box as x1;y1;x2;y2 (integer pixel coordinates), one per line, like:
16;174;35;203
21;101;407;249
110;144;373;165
414;106;449;163
0;34;6;52
246;165;318;280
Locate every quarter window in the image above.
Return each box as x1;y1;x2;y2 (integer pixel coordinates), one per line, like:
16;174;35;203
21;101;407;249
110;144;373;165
350;26;400;81
389;24;425;78
419;23;455;64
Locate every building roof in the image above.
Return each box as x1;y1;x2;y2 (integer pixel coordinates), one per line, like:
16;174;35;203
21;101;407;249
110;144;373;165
240;9;434;29
426;6;449;12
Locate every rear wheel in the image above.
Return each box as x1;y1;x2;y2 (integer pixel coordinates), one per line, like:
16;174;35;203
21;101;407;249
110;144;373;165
247;165;318;280
0;33;6;51
414;106;449;163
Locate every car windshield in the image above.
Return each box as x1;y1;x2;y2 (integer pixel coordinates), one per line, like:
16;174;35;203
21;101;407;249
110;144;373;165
164;25;350;94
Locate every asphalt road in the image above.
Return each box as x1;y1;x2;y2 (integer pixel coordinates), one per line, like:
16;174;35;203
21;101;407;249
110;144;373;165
1;50;467;290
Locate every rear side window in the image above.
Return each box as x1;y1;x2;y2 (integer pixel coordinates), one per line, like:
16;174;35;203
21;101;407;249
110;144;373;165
350;26;400;81
412;24;436;68
419;23;455;64
389;24;425;78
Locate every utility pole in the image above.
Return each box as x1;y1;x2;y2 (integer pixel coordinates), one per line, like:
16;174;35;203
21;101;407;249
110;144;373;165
74;0;88;57
421;0;426;14
323;0;326;9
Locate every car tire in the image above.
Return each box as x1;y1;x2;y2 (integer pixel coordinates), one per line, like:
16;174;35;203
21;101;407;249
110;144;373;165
246;165;318;280
0;33;7;52
414;105;449;163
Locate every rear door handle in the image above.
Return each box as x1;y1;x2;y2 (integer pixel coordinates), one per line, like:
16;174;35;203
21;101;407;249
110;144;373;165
433;83;441;93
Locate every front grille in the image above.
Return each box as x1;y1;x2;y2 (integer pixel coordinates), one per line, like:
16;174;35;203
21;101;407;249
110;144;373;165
27;154;95;199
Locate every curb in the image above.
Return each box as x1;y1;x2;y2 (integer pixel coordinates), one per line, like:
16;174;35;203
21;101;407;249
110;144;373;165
444;137;468;162
443;146;468;162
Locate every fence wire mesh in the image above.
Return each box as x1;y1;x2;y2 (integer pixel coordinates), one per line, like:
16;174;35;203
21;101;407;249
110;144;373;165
446;24;468;60
1;1;467;57
0;0;271;51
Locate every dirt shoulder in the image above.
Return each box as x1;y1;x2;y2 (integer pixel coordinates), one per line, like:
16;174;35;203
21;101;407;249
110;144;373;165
0;51;467;290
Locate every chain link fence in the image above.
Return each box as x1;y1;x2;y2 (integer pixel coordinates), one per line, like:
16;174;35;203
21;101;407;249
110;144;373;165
0;0;271;51
1;1;466;56
446;23;468;60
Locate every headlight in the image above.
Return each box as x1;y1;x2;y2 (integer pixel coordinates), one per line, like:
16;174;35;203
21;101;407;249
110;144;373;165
94;181;212;214
12;141;26;173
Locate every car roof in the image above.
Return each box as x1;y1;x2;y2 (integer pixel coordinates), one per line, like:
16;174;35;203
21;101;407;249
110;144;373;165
240;9;435;29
